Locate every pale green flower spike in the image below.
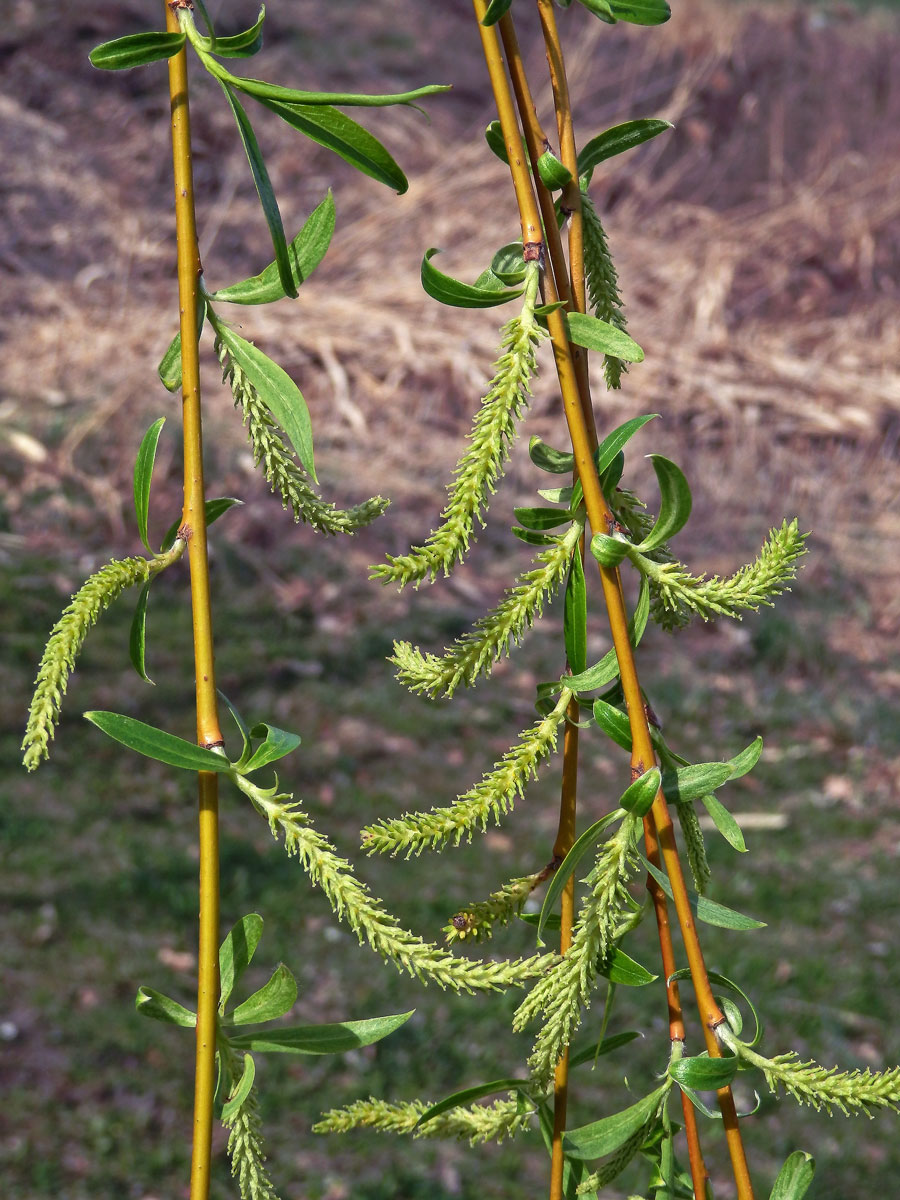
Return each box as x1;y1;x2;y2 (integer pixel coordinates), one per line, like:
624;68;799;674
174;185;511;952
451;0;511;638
360;687;573;858
22;544;184;771
232;771;556;993
722;1030;900;1116
445;869;547;943
372;264;545;588
313;1096;529;1144
391;518;584;699
632;519;809;629
218;339;388;536
676;801;711;895
610;487;684;630
221;1048;280;1200
514;814;642;1083
582;194;628;390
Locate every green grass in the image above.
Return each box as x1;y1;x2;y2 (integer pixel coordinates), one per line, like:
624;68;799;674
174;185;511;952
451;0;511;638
4;540;900;1199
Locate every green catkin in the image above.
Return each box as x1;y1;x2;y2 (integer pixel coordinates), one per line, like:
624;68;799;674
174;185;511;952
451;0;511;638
445;869;548;943
514;815;642;1082
221;1050;280;1200
676;802;711;895
582;193;628;390
723;1032;900;1116
313;1096;529;1144
22;546;182;771
634;519;809;630
217;338;388;535
360;688;572;857
610;487;686;630
576;1118;657;1194
232;772;556;993
372;265;545;588
390;519;583;699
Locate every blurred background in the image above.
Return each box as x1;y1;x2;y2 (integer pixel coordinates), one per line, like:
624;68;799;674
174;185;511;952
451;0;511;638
2;0;900;1196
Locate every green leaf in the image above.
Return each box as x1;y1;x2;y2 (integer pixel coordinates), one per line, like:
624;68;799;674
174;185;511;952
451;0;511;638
133;417;165;552
590;532;630;568
219;914;264;1012
538;484;574;505
242;723;302;773
609;0;671;25
563;1084;668;1160
670;1052;738;1092
135;986;196;1027
574;0;617;23
513;506;574;531
529;436;574;474
416;1077;530;1128
568;1030;641;1070
620;767;661;818
578;120;673;186
481;0;514;24
511;526;555;547
669;968;762;1047
157;297;206;393
128;581;154;685
205;5;265;57
537;151;573;191
700;792;747;853
566;576;649;693
601;947;658;987
209;191;335;304
592;699;632;751
491;242;527;286
160;497;242;553
221;83;297;299
216;325;315;480
634;455;692;552
727;735;763;779
230;963;298;1025
565;312;644;362
536;810;625;945
595;414;659;475
221;1053;255;1122
485;120;509;164
421;248;524;308
642;858;766;931
564;550;587;675
600;451;625;495
769;1152;815;1200
661;762;732;805
89;32;186;70
224;74;450;110
250;95;409;192
193;0;217;40
84;711;232;774
230;1010;414;1054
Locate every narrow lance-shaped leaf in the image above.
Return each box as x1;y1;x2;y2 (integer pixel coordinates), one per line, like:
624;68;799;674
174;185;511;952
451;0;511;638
209;191;335;304
634;454;692;552
565;311;644;362
242;722;302;774
578;119;673;186
416;1077;530;1128
661;761;732;804
230;1010;414;1055
592;698;632;751
221;1053;256;1123
221;83;297;299
620;766;661;817
574;0;617;23
595;413;659;475
769;1152;815;1200
133;417;165;552
421;248;525;308
565;575;649;693
481;0;514;24
135;986;197;1028
157;296;206;393
84;711;232;774
608;0;671;26
536;810;625;945
219;914;264;1012
128;580;154;684
563;1084;668;1160
670;1052;739;1092
564;550;587;676
601;947;658;987
216;325;315;481
642;856;766;930
701;791;747;853
201;5;265;58
89;32;186;71
230;963;298;1025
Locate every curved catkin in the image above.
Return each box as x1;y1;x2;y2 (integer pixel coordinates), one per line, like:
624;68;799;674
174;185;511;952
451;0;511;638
372;266;545;588
220;1046;280;1200
22;547;182;771
218;339;388;535
582;193;628;390
313;1096;529;1144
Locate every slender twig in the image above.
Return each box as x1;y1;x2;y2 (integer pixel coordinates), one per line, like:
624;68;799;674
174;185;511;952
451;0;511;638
474;4;754;1195
165;8;222;1200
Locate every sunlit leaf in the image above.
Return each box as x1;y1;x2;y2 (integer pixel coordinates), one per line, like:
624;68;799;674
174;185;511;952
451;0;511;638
481;0;514;24
219;914;264;1011
128;581;154;685
491;241;527;286
513;507;574;531
529;436;574;474
209;191;335;304
634;454;692;552
601;947;658;986
230;963;298;1025
700;792;747;853
563;1084;668;1160
661;761;732;804
727;735;763;779
574;0;617;23
578;119;673;186
485;119;509;164
595;414;659;475
242;722;302;773
620;767;661;817
135;986;196;1027
204;5;265;57
592;698;632;751
565;312;644;362
769;1151;815;1200
609;0;671;25
590;532;630;568
537;151;572;191
566;576;649;693
84;711;232;773
133;417;166;552
89;32;185;70
642;858;765;931
221;1053;255;1122
668;968;762;1047
670;1052;739;1092
564;550;587;675
230;1010;414;1054
421;248;524;308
